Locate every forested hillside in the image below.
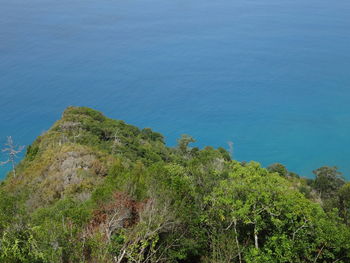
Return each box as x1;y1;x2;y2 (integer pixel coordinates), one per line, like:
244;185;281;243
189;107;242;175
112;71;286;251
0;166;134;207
0;106;349;263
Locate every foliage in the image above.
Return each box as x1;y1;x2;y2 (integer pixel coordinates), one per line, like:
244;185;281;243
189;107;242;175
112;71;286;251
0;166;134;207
267;163;288;177
313;166;345;198
0;107;349;262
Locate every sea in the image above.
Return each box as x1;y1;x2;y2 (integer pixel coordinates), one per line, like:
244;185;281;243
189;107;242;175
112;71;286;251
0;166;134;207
1;0;350;179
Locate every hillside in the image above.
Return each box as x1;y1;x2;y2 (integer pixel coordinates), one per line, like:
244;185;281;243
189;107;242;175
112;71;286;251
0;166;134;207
0;106;350;263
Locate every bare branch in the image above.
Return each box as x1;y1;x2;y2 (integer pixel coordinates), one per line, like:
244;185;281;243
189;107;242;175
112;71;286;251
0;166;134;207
1;136;24;177
0;159;10;166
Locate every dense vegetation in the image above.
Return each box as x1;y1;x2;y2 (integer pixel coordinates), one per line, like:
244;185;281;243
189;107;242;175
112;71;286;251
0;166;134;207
0;106;350;263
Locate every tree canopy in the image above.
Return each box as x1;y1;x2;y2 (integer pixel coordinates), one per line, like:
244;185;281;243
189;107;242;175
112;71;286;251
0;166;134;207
0;107;349;263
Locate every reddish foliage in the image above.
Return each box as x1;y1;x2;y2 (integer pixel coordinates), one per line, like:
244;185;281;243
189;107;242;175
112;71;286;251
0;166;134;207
87;192;146;236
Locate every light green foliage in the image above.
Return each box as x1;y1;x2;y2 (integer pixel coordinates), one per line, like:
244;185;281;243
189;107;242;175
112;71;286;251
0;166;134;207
0;190;18;231
0;227;45;263
0;107;349;263
206;161;350;263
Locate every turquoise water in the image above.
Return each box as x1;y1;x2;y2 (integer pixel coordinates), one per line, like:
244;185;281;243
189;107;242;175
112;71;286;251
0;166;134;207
1;0;350;179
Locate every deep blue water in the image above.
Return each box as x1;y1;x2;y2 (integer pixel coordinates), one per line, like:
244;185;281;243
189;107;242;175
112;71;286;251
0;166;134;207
1;0;350;179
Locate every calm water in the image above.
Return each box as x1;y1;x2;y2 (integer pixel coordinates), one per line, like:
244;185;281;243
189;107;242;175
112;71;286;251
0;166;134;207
1;0;350;179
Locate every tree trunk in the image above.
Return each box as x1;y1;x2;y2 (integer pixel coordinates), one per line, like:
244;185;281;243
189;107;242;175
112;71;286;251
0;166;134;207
233;220;242;263
11;159;16;177
254;225;259;249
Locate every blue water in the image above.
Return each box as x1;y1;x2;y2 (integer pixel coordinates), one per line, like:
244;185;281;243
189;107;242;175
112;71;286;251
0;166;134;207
1;0;350;179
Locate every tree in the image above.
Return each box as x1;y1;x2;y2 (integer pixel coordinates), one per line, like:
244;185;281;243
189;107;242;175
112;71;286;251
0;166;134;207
177;134;195;154
338;183;350;225
0;136;24;177
227;141;234;159
313;166;345;199
267;163;288;177
205;161;350;263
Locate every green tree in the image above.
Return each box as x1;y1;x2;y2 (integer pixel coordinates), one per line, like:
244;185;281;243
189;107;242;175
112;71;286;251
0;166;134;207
338;183;350;225
206;161;350;263
177;134;195;154
313;166;345;199
267;163;288;177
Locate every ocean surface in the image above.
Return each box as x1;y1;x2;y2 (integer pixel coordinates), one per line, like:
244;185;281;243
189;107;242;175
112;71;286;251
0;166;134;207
1;0;350;179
